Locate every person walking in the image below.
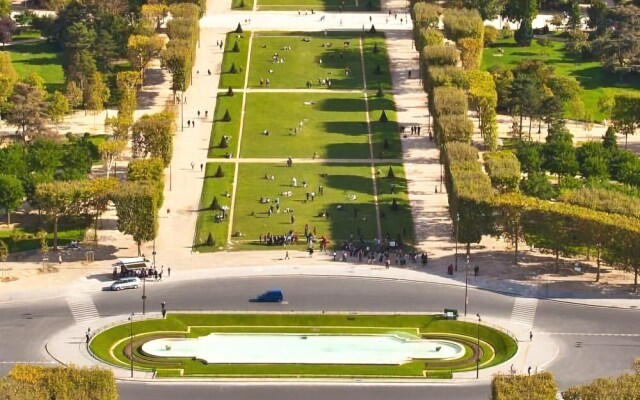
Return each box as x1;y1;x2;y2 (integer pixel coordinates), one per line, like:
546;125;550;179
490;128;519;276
168;266;171;277
285;251;289;260
58;254;62;264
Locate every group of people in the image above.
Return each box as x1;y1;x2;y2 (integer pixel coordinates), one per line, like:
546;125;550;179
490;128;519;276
114;265;169;281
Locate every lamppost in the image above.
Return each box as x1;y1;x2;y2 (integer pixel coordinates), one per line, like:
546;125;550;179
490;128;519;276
454;213;459;271
464;254;469;316
129;313;134;378
476;313;481;379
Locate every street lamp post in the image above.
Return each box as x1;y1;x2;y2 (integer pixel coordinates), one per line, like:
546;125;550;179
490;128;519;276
464;254;469;316
476;313;481;379
454;213;459;271
129;313;134;378
180;89;185;132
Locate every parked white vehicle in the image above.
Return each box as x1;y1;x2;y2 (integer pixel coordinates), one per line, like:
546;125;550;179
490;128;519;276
111;277;141;291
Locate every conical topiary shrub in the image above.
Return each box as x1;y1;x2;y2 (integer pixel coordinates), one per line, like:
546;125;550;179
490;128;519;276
219;136;229;149
391;198;399;211
210;196;221;210
373;43;379;53
214;165;225;177
379;110;388;122
239;0;245;7
386;166;395;179
376;85;384;97
206;232;215;246
235;23;243;33
232;40;240;52
227;86;234;96
374;63;382;75
222;109;231;121
370;25;377;33
229;62;238;73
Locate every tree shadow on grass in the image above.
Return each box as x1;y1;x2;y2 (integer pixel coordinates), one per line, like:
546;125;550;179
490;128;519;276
325;142;371;159
317;97;365;112
322;121;368;135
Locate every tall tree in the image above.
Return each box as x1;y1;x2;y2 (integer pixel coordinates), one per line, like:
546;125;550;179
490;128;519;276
611;93;640;148
131;111;175;166
5;83;50;141
83;72;110;114
127;35;165;84
111;181;158;255
0;175;24;225
0;16;16;49
99;139;127;179
465;0;504;21
543;121;579;181
47;91;70;128
86;177;118;242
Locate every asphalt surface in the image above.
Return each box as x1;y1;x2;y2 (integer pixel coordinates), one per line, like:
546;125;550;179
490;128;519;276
1;276;639;399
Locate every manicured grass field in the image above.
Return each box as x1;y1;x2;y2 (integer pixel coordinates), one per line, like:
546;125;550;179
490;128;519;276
241;92;370;158
482;38;640;122
219;32;251;89
207;93;243;158
248;32;391;90
368;92;401;158
8;41;64;92
90;313;517;378
193;163;236;251
256;0;380;12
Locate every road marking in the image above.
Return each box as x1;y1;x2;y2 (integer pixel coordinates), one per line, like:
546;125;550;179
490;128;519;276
66;294;99;323
541;332;640;337
510;297;538;329
0;361;58;364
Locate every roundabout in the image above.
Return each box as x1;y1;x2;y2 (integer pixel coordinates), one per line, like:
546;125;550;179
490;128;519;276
90;313;517;378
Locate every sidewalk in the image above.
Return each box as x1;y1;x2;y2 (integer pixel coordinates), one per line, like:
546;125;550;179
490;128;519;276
45;306;558;383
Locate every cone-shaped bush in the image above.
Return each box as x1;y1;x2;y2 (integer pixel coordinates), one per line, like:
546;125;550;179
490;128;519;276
376;85;384;97
374;63;382;75
373;43;379;53
386;166;395;179
232;40;240;52
370;25;377;33
219;136;229;149
229;62;238;73
239;0;245;7
222;109;231;121
210;196;221;210
379;110;388;122
227;86;234;96
391;198;399;211
206;233;215;246
214;165;225;177
235;23;243;33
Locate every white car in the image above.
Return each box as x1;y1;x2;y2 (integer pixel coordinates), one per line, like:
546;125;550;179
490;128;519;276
111;277;141;291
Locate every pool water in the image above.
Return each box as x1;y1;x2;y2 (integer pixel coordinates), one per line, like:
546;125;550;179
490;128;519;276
141;333;465;364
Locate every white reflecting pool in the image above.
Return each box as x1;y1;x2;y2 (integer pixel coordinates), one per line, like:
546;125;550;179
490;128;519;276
141;333;465;364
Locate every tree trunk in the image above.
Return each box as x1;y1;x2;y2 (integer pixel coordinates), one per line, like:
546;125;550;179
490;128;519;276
555;249;560;273
53;216;59;250
514;228;519;265
137;241;141;256
6;208;10;225
595;246;601;283
94;213;99;243
634;266;638;293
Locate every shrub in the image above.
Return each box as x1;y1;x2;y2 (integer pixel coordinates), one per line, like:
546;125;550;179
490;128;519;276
433;86;468;117
501;23;514;39
235;23;243;33
232;40;240;52
417;28;444;51
376;85;384;97
443;8;483;41
206;233;215;246
210;196;221;210
457;37;483;69
484;151;522;193
227;86;234;96
373;43;379;53
492;372;557;400
421;45;459;69
483;26;499;47
515;19;533;46
379;110;389;122
369;25;376;33
435;114;474;143
219;136;229;149
391;198;399;211
413;3;442;29
229;62;238;73
222;109;231;121
386;166;395;178
214;165;225;177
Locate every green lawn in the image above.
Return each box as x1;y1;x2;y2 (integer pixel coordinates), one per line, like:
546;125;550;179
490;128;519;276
482;38;640;122
368;92;401;159
193;163;236;251
256;0;380;11
241;92;371;159
8;41;64;92
0;216;87;253
90;313;517;378
219;32;251;89
207;93;243;158
248;32;391;90
12;30;42;41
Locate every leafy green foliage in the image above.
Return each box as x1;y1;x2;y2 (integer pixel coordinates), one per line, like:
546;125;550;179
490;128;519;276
492;372;557;400
484;151;521;193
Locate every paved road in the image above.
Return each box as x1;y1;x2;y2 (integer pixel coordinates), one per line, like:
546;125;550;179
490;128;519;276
1;276;638;398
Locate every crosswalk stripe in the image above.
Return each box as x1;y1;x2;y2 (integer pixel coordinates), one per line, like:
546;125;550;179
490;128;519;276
510;297;538;329
66;294;99;323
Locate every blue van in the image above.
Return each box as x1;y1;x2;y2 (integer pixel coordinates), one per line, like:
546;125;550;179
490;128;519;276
253;289;284;303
